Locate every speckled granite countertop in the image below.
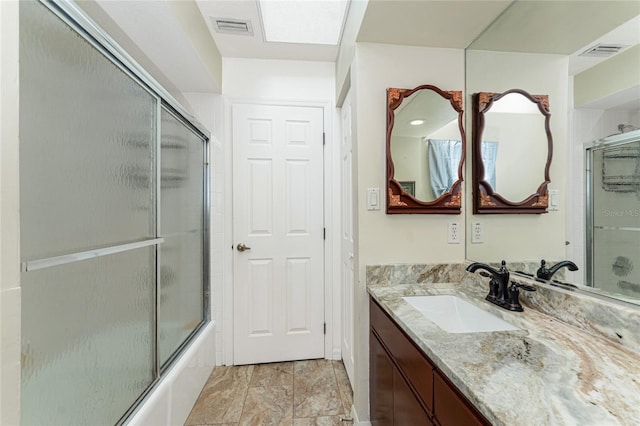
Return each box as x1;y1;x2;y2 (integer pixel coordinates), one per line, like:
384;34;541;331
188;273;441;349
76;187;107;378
367;281;640;426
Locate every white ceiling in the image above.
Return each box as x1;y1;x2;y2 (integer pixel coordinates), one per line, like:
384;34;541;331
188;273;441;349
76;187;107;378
87;0;640;97
466;1;640;75
194;0;639;67
90;0;221;93
356;0;511;49
195;0;341;62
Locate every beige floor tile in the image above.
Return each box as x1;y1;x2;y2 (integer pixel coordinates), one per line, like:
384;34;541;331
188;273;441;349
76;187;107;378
249;362;294;387
331;361;353;415
293;360;344;418
187;424;238;426
238;385;293;426
292;415;346;426
184;366;253;425
185;361;353;426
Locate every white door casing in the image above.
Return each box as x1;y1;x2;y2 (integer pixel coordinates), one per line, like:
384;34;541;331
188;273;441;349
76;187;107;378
232;103;325;365
340;92;355;385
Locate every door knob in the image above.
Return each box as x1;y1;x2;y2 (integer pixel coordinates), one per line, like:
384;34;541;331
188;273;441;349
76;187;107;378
237;243;251;252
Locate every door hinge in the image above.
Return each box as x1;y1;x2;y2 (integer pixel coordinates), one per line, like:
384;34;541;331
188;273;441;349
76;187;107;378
323;132;326;146
323;228;326;240
324;323;326;334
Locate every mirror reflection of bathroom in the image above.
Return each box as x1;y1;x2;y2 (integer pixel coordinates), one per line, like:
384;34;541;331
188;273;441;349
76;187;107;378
465;1;640;306
482;92;548;201
586;128;640;302
390;88;461;202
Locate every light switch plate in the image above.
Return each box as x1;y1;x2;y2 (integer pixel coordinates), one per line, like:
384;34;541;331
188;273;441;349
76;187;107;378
367;188;380;211
549;189;559;211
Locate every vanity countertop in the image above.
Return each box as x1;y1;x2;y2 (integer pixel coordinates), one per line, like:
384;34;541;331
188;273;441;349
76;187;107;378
367;281;640;426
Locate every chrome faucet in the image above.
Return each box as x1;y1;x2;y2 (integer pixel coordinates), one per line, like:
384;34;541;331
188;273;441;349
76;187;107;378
536;259;579;281
466;260;535;312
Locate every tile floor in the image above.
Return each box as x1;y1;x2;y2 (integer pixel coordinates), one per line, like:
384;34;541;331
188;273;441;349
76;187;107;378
184;359;353;426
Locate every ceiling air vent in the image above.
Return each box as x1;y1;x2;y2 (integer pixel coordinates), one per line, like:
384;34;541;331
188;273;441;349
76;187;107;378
212;18;253;36
579;43;627;57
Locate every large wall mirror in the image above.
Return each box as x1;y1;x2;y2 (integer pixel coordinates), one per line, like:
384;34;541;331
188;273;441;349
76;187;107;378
387;85;464;214
465;1;640;307
472;89;552;214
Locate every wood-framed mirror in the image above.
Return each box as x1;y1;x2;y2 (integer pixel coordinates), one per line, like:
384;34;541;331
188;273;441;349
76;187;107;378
472;89;552;214
386;85;464;214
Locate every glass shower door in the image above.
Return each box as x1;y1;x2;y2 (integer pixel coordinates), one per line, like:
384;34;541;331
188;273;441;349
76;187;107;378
586;131;640;301
20;1;157;424
159;108;206;367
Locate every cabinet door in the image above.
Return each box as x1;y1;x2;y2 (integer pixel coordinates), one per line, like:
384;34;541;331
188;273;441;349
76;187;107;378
434;371;486;426
370;299;434;413
370;331;394;426
394;368;434;426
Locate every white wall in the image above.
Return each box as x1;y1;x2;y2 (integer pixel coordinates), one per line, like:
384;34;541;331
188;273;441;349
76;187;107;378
391;136;431;199
0;2;21;424
220;58;342;364
335;0;369;103
351;42;466;421
574;45;640;109
354;43;466;265
465;50;569;263
481;112;548;201
183;92;226;366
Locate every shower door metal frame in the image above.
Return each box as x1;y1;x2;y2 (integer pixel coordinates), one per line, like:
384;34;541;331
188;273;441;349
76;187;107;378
30;1;212;424
585;130;640;287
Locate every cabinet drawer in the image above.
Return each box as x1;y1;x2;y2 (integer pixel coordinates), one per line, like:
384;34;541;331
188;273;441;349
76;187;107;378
434;371;487;426
370;299;434;413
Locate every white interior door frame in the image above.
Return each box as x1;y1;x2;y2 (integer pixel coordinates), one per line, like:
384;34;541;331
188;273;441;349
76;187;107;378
339;90;355;385
222;98;340;365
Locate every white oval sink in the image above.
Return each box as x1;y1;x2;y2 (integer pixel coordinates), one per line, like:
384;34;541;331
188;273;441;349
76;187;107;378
403;295;519;333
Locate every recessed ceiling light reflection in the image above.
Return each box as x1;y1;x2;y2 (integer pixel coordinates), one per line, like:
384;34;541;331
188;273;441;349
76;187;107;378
409;119;425;126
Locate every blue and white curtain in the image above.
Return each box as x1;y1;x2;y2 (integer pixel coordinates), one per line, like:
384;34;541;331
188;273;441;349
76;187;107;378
427;139;462;198
481;141;499;189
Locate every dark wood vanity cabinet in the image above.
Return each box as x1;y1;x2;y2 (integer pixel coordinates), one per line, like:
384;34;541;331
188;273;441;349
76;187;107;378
370;329;433;425
370;298;489;426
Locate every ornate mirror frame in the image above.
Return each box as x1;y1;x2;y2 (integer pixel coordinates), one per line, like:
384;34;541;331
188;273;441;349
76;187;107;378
386;85;465;214
472;89;552;214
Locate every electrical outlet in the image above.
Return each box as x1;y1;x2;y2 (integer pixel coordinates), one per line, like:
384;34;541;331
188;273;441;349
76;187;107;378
472;222;483;243
447;222;460;244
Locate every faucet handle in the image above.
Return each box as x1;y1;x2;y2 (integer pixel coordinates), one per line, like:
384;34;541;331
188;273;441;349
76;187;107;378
511;281;536;292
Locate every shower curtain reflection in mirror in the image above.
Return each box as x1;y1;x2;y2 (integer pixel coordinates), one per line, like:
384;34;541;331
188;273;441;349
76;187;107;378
427;139;461;197
480;141;498;190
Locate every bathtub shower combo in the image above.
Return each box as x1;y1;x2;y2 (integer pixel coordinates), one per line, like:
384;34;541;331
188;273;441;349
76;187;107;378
20;1;210;424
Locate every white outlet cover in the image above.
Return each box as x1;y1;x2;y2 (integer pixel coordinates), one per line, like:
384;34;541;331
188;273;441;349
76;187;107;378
447;222;460;244
472;222;483;244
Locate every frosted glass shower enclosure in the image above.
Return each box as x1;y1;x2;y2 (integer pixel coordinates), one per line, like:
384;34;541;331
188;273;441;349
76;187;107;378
586;130;640;300
19;1;209;424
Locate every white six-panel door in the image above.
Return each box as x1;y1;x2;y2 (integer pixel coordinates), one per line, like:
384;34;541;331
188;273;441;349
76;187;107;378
232;103;325;365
